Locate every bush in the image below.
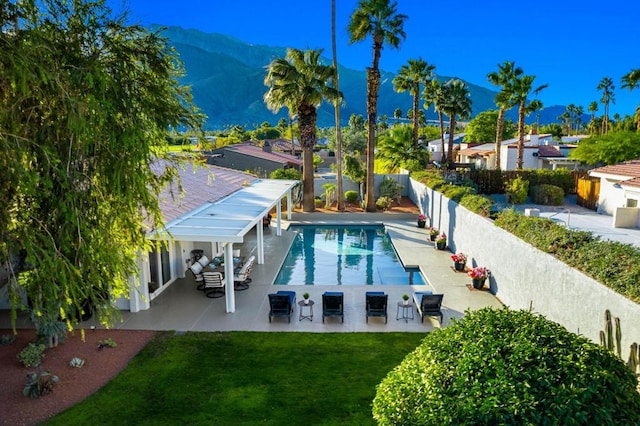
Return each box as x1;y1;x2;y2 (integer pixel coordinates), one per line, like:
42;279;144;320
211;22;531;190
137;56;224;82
505;176;529;204
375;196;393;211
531;184;564;205
17;343;46;368
460;194;493;216
378;177;402;202
344;190;358;203
372;308;640;424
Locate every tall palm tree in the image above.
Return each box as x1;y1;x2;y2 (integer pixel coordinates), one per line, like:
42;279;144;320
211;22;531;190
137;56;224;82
511;73;547;169
376;125;430;172
264;48;341;212
566;103;576;135
597;76;615;135
439;79;472;163
588;101;599;134
574;105;584;134
423;78;446;163
487;61;523;169
392;58;435;147
331;0;345;211
348;0;407;212
393;107;402;125
621;68;640;130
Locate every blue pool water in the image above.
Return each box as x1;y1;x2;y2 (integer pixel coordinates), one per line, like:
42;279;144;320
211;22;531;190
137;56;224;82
274;225;424;285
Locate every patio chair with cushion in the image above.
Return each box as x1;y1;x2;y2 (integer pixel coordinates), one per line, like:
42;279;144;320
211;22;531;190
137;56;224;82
268;290;296;323
196;255;210;268
413;292;444;324
322;292;344;323
203;271;225;298
234;255;255;291
189;262;205;291
365;291;388;324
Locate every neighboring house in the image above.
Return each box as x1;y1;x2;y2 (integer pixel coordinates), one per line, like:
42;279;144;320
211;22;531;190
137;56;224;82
589;160;640;227
499;131;580;171
424;133;465;163
268;138;302;158
457;143;495;170
207;141;303;177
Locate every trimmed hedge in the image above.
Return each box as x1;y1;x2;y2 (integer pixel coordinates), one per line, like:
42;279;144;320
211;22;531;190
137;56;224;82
495;209;640;302
373;308;640;425
531;184;564;205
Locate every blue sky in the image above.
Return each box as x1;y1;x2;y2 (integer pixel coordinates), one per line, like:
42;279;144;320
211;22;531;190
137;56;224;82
110;0;640;116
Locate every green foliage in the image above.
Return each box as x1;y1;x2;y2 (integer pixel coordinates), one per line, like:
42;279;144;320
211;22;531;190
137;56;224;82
539;123;563;138
378;177;403;202
269;168;302;180
250;126;281;140
441;184;474;202
344;190;359;203
0;334;16;345
373;308;640;424
376;125;429;172
459;194;493;216
505;176;529;204
570;131;640;165
495;209;640;302
322;183;336;208
23;371;59;399
313;153;323;170
463;110;516;142
17;343;46;368
531;184;564;205
98;338;117;349
376;197;393;211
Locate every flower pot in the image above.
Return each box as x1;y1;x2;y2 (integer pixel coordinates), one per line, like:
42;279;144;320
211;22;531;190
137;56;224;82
304;299;309;305
417;220;426;228
436;241;446;250
472;278;486;289
429;234;437;241
403;299;409;306
454;261;466;272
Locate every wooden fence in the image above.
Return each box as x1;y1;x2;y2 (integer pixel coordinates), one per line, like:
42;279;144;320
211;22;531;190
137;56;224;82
576;176;600;210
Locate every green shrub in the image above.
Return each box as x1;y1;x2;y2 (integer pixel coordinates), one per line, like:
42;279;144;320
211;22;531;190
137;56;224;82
270;168;302;180
528;168;574;194
378;177;402;202
372;308;640;424
375;196;393;211
17;342;46;368
505;176;529;204
344;190;358;203
531;183;564;205
441;184;474;202
459;194;493;216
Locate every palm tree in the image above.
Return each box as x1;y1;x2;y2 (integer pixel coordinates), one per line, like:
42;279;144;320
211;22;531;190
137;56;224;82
439;79;472;163
348;0;407;212
376;125;430;172
393;107;402;125
597;76;615;135
588;101;599;134
621;68;640;130
331;0;345;211
511;73;547;169
264;48;341;212
423;78;446;164
392;58;435;147
574;105;584;134
566;104;576;135
487;61;523;169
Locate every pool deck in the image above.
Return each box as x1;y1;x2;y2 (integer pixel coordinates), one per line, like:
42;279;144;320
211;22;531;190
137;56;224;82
1;213;503;333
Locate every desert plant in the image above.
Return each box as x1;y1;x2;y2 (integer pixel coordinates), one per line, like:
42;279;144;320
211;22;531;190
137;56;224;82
17;343;46;368
322;183;336;209
69;357;85;368
344;190;358;203
98;338;117;349
378;177;403;204
0;334;16;345
375;196;393;211
373;308;640;424
505;176;529;204
23;371;58;399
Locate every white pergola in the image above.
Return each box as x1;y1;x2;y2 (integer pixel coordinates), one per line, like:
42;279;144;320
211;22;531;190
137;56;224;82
152;179;298;312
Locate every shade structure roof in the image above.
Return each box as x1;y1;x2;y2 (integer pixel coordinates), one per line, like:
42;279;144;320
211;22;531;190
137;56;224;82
153;179;298;243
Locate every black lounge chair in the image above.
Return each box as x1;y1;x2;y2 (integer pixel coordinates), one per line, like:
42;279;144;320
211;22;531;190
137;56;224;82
365;292;388;324
413;292;444;324
322;292;344;323
268;291;296;323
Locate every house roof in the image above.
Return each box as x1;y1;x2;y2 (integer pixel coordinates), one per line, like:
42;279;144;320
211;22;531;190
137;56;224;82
537;146;564;158
589;160;640;180
224;142;302;166
268;138;302;153
458;148;495;157
621;177;640;189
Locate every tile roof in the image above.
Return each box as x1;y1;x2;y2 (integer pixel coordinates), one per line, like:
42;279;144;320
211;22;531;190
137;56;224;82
225;142;302;166
537;146;564;158
621;177;640;189
589;160;640;179
458;148;495;157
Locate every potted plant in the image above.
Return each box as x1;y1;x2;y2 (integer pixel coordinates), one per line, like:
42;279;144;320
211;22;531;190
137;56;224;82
402;293;409;305
417;214;427;228
467;266;491;289
303;292;310;305
428;227;439;241
435;233;447;250
451;253;467;271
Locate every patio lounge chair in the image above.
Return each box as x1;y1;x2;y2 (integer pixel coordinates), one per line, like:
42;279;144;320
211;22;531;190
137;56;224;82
365;292;388;323
203;271;225;298
322;292;344;323
268;290;296;323
188;262;205;291
413;292;444;324
234;255;255;291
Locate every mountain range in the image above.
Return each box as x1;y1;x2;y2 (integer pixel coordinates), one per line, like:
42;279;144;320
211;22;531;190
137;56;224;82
156;26;571;130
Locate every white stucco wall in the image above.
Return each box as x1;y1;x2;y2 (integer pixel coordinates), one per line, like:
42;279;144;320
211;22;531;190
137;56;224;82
409;178;640;359
597;178;627;215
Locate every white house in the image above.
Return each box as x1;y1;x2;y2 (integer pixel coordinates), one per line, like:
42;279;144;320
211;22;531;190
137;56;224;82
589;160;640;228
499;131;580;170
424;133;465;163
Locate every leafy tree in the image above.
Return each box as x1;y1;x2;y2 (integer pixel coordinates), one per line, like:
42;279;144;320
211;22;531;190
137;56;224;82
512;72;547;169
376;125;429;172
539;123;563;138
348;113;366;132
570;131;640;165
0;0;203;329
464;110;516;143
487;61;522;169
621;68;640;131
373;308;640;424
348;0;407;212
251;126;281;140
392;58;435;147
343;153;367;201
264;48;340;212
328;126;367;154
439;79;472;163
597;76;615;134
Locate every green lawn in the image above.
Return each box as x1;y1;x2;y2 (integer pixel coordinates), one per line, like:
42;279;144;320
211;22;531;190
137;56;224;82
46;332;426;425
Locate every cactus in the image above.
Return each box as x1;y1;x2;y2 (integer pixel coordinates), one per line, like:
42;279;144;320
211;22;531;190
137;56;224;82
600;309;640;390
69;357;85;368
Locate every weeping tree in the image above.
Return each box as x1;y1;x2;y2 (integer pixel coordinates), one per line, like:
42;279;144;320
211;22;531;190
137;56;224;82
0;0;203;332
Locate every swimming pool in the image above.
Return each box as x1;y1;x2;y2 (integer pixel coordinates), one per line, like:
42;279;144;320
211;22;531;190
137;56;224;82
274;225;424;285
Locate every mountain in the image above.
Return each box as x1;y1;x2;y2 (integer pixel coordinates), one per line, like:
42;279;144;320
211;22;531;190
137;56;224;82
155;26;570;130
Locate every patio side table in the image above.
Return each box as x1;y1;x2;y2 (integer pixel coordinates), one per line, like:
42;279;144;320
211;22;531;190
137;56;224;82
298;300;314;321
396;301;414;323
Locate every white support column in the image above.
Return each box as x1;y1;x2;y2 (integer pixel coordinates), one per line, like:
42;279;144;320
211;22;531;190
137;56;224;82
276;201;282;236
224;243;236;313
256;220;264;264
287;189;292;220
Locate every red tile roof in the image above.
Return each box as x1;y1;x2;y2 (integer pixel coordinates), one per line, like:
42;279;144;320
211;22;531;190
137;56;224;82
537;146;564;158
590;160;640;179
621;177;640;189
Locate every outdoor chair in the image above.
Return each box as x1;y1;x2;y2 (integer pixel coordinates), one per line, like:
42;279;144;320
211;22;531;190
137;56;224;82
188;262;205;291
413;292;444;324
234;255;255;291
203;271;225;298
322;292;344;323
268;290;296;323
365;292;388;324
196;255;210;268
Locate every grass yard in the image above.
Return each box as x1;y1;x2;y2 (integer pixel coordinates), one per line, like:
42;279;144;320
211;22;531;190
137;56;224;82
45;332;426;425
